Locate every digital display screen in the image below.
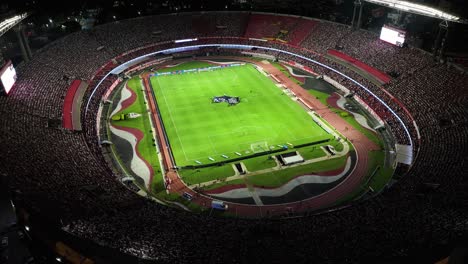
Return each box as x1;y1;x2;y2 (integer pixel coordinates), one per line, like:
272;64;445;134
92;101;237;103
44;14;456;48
0;61;17;94
380;26;406;47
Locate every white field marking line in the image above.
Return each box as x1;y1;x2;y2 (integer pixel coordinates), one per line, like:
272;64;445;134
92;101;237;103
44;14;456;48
210;71;320;141
278;118;329;142
205;125;279;146
185;130;337;164
248;65;301;114
182;119;326;161
154;76;190;161
186;128;333;163
212;68;236;95
225;68;240;91
207;136;220;156
165;102;209;112
161;80;214;90
250;141;269;152
189;143;351;189
251;65;299;105
177;70;232;162
139;78;166;188
204;140;350;185
249;65;331;139
180;71;221;160
194;77;219;156
157;67;239;162
278;124;297;140
219;68;319;142
185;125;326;161
201;69;245;153
219;70;232;94
231;71;239;85
288;135;325;143
185;137;271;161
204;125;272;137
181;74;278;161
308;112;343;139
166;66;318;162
163;97;209;112
250;140;268;146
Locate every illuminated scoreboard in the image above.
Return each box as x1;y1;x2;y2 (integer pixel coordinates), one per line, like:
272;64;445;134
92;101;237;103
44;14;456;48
0;60;17;95
380;25;406;47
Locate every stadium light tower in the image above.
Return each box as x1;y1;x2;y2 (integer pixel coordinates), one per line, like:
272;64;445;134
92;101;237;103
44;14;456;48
363;0;467;24
0;13;29;37
352;0;467;29
353;0;467;60
351;0;363;29
0;13;32;62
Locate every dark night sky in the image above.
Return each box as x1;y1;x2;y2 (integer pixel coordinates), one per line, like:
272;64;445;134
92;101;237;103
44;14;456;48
3;0;468;14
0;0;466;20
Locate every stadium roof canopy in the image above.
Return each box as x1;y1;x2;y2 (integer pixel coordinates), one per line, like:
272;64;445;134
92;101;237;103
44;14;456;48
0;13;29;37
363;0;467;24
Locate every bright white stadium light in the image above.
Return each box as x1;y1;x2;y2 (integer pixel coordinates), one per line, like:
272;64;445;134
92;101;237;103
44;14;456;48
174;38;198;43
0;61;17;94
364;0;461;22
0;13;28;36
380;25;406;47
394;3;409;11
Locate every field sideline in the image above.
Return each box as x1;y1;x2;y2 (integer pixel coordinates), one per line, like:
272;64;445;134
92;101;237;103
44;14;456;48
106;58;393;214
150;63;332;166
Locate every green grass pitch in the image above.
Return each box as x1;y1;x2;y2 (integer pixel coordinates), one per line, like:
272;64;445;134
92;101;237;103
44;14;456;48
150;63;332;166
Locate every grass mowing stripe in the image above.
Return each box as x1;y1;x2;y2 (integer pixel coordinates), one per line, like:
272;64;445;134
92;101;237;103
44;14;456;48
151;64;330;167
154;74;190;161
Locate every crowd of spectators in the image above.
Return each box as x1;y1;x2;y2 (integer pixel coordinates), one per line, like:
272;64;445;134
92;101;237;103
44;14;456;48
89;12;249;58
243;14;319;47
0;12;467;263
244;14;299;39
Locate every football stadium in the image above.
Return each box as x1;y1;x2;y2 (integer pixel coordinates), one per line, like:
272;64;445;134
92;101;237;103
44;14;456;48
0;1;467;263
